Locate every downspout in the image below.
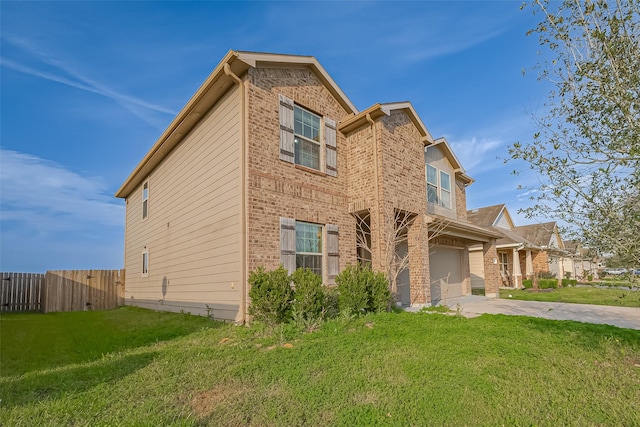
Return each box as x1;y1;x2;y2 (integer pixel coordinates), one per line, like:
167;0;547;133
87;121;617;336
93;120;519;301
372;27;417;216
366;113;383;271
224;63;247;325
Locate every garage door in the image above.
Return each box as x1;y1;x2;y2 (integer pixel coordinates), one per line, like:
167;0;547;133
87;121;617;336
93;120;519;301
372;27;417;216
429;246;463;305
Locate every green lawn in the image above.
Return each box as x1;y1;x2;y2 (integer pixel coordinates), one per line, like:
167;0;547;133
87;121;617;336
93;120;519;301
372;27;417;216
500;286;640;307
1;307;639;426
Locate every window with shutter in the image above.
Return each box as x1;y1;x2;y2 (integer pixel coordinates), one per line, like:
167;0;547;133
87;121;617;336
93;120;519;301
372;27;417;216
326;224;339;283
325;118;337;177
280;217;296;274
279;95;295;163
278;94;337;177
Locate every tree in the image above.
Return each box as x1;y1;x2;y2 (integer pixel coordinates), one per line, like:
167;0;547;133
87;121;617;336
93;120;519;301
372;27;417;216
511;0;640;267
354;205;451;304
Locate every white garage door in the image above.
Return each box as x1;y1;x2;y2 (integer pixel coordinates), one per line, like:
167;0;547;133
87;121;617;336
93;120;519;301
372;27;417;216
430;246;463;304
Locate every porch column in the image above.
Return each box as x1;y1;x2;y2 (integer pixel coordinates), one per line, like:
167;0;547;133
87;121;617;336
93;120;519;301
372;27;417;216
408;213;430;306
512;248;522;289
525;250;533;279
482;239;499;298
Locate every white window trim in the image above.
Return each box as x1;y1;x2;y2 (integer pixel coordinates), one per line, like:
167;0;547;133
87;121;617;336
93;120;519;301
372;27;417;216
295;221;324;278
142;180;149;220
293;105;324;172
426;165;452;210
142;248;149;277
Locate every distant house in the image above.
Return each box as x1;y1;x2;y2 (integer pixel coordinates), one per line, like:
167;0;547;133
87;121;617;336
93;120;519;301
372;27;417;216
560;240;600;280
115;50;500;322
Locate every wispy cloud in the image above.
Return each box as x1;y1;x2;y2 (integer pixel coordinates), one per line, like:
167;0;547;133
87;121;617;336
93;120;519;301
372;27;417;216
0;149;124;232
1;35;177;127
449;137;504;173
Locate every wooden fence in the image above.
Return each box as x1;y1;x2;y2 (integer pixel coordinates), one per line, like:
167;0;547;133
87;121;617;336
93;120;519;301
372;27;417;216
0;272;45;312
0;270;125;313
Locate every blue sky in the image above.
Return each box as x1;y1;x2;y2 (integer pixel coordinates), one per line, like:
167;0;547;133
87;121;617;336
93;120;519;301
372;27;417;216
1;1;550;272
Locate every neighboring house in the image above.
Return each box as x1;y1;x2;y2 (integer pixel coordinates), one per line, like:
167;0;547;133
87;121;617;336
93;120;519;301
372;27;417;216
561;240;600;280
468;204;585;289
467;204;542;290
115;50;500;322
514;221;567;279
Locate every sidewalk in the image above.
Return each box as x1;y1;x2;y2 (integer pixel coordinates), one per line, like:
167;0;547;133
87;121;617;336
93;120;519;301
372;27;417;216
432;296;640;330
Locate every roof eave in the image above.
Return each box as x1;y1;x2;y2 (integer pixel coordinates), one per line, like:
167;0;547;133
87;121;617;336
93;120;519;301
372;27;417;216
115;50;249;198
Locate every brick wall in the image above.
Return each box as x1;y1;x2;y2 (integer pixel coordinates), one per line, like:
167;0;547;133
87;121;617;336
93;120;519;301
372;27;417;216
245;67;356;279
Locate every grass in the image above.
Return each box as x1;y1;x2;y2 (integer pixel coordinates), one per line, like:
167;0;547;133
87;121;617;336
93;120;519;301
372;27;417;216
500;286;640;307
1;307;639;426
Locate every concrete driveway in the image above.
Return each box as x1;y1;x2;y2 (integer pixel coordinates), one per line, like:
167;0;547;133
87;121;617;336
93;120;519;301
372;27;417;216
441;296;640;330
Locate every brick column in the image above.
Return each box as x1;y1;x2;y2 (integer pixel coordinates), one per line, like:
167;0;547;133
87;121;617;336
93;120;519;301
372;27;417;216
483;239;499;298
408;213;430;306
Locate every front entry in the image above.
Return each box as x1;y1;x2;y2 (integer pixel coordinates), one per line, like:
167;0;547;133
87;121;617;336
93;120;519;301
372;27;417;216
429;246;463;305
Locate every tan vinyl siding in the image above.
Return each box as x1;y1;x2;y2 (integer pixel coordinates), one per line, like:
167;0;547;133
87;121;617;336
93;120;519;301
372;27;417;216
495;211;511;229
424;145;457;219
124;85;242;321
469;250;485;289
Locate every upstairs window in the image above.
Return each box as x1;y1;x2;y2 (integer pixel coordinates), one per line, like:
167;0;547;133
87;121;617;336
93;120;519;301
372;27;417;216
427;165;438;204
142;181;149;219
440;171;451;209
279;94;337;176
426;166;452;209
294;105;322;170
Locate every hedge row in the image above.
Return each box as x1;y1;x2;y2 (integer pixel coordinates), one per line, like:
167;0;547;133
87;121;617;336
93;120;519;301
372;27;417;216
522;278;578;289
248;264;391;326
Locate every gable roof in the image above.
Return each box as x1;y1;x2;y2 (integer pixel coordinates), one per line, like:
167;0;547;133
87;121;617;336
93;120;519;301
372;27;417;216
338;101;434;143
514;221;559;248
467;204;506;228
425;137;473;185
115;50;358;199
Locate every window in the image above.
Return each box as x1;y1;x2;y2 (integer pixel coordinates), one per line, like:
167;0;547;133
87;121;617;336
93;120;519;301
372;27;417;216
295;221;323;277
279;94;337;176
440;171;451;209
142;181;149;219
427;165;438;204
499;252;509;276
142;249;149;277
425;165;452;209
294;105;322;170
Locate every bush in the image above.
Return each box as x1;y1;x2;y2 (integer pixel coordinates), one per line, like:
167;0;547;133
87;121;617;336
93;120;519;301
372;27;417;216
587;275;593;282
562;278;578;287
523;278;558;289
291;268;325;323
539;271;556;279
248;266;294;325
538;279;558;289
336;264;391;315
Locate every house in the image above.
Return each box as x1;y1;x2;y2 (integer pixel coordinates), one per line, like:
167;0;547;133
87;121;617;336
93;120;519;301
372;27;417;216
468;204;583;289
115;50;500;322
514;221;568;279
562;240;600;280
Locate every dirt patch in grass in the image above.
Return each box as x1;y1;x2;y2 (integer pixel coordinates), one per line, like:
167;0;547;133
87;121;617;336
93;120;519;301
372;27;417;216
190;381;252;418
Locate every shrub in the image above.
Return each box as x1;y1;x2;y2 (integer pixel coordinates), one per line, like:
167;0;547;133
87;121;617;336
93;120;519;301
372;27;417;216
539;271;557;279
523;278;558;289
538;279;558;289
248;265;293;325
336;264;369;315
336;264;391;315
587;274;593;282
562;278;578;287
291;268;324;323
